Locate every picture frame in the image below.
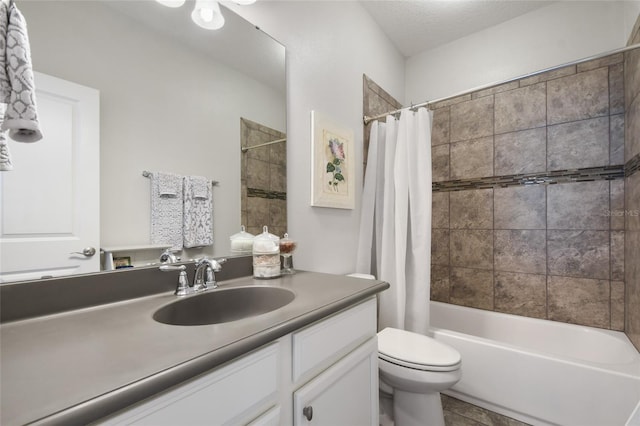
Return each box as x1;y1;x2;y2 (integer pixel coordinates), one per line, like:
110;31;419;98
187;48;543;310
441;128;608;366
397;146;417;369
113;256;132;269
310;111;355;209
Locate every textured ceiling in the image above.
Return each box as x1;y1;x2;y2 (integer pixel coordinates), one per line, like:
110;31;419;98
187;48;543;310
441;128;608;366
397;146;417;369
360;0;554;57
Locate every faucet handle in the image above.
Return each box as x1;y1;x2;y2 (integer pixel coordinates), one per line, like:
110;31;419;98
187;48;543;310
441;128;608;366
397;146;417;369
212;257;227;271
160;249;180;264
160;265;190;296
159;264;186;272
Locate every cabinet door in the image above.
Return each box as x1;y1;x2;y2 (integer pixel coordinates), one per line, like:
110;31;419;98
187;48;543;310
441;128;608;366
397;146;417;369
293;337;378;426
247;406;280;426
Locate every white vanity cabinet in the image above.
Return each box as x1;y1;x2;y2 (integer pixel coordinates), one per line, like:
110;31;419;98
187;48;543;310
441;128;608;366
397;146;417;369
96;297;378;426
293;338;378;425
97;343;281;426
291;296;378;425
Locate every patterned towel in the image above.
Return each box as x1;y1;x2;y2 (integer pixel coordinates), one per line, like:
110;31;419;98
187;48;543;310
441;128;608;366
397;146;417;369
0;4;10;171
0;105;12;170
183;175;213;248
150;172;183;251
157;172;181;196
1;2;42;142
0;2;9;105
0;2;41;172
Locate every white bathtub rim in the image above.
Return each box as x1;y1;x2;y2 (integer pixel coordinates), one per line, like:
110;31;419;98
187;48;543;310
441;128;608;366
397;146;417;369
430;302;640;426
429;325;640;378
429;301;640;371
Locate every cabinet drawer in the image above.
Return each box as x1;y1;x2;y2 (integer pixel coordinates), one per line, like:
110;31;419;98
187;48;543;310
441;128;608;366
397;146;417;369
98;343;279;426
292;297;376;383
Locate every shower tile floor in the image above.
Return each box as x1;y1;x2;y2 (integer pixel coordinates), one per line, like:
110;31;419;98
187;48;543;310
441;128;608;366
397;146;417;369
442;395;531;426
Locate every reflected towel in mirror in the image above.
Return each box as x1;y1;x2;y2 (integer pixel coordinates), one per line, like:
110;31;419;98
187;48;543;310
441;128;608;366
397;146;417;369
150;171;184;251
183;175;213;248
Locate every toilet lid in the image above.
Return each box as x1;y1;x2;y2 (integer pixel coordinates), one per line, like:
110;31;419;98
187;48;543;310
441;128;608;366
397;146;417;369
378;327;461;371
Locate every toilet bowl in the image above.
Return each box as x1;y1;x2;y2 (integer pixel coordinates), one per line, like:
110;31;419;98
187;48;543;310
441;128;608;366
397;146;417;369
378;327;462;426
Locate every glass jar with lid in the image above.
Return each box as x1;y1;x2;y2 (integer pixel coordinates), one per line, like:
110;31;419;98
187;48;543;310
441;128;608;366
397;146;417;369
229;225;255;255
252;226;280;279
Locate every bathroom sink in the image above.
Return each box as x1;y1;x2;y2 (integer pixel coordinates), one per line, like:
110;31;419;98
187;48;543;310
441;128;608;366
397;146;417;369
153;286;295;326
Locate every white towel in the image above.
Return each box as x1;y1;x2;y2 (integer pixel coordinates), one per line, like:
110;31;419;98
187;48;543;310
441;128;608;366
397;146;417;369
0;4;10;171
0;2;10;105
0;2;41;172
0;105;12;170
191;177;208;199
157;172;181;196
183;175;213;248
150;172;183;251
3;3;41;140
1;2;41;143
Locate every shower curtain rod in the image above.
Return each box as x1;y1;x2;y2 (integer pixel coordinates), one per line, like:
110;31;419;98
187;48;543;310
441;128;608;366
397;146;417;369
363;42;640;125
241;138;286;153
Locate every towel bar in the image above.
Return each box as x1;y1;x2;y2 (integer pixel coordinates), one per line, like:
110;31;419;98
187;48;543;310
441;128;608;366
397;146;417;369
142;171;219;186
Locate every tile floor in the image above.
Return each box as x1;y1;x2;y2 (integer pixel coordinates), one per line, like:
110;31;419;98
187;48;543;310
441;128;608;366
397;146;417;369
442;395;531;426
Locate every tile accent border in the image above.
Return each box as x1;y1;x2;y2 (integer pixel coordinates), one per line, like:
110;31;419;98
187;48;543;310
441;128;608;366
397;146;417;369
247;187;287;200
433;165;624;192
626;153;640;177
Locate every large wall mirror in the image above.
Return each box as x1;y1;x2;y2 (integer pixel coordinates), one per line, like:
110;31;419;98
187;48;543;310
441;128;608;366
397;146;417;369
0;1;286;282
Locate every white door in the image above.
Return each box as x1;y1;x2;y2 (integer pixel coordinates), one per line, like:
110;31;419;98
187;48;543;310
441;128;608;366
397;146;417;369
0;72;100;282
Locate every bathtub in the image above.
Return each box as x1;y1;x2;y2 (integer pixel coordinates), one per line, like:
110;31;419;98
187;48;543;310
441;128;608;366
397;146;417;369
428;301;640;426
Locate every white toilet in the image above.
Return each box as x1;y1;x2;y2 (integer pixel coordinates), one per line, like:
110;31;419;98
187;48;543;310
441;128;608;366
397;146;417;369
377;327;462;426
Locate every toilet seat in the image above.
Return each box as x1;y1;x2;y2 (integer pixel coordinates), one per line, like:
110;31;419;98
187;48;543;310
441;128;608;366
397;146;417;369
378;327;461;372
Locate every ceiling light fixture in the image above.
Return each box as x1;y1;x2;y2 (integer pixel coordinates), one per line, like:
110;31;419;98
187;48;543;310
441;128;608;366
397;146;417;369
155;0;257;30
191;0;225;30
155;0;186;7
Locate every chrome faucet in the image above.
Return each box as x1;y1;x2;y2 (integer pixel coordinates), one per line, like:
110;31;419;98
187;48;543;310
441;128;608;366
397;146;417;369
193;257;227;292
160;249;180;264
159;264;190;296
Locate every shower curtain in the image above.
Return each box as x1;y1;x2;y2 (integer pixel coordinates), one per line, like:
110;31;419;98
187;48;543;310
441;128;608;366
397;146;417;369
356;107;432;334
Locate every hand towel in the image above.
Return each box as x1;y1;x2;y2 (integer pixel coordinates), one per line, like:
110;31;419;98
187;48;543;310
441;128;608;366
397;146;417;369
157;172;181;196
0;105;12;170
150;172;183;251
191;177;209;199
0;2;10;105
1;2;42;143
183;175;213;248
0;131;12;171
0;3;10;171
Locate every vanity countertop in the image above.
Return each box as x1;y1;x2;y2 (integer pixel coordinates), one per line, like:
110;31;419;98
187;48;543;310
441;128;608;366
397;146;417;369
0;271;388;426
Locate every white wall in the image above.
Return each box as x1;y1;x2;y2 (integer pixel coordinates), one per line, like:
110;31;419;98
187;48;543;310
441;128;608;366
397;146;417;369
21;1;285;258
226;1;405;274
227;0;639;275
405;1;631;104
625;1;640;43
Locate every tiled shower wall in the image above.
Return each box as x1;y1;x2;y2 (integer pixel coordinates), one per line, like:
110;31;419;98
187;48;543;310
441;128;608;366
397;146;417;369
363;75;403;173
240;118;287;238
429;51;631;331
625;23;640;349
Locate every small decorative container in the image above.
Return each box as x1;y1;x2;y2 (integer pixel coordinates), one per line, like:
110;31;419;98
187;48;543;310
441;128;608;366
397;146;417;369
279;233;298;274
230;226;255;255
252;226;280;279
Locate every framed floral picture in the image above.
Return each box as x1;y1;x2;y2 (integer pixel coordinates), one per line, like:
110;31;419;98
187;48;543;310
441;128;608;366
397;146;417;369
310;111;355;209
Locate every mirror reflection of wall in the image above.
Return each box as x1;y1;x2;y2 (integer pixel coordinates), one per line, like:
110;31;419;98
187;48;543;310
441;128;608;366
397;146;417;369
14;1;285;271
